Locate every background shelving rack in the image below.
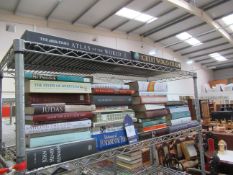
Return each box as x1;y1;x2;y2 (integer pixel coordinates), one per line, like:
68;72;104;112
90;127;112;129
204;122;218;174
0;36;205;175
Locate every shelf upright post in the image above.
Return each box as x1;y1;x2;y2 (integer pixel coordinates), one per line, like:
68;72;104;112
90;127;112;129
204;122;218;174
193;73;205;175
0;71;3;154
14;39;26;174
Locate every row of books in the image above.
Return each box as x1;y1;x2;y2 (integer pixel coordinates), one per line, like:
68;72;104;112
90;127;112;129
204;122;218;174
23;72;198;171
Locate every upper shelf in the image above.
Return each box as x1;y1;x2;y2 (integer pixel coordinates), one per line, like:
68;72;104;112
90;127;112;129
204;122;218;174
0;31;195;80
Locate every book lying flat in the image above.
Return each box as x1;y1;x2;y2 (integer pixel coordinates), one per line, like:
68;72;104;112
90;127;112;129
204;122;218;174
92;83;129;90
117;161;142;171
135;109;169;119
95;106;129;113
92;88;135;95
27;139;96;170
133;96;168;104
131;104;165;112
92;117;137;127
129;81;167;92
92;95;132;106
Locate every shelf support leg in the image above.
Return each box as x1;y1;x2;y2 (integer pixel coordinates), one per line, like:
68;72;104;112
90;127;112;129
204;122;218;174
193;73;205;175
0;71;3;154
14;39;26;174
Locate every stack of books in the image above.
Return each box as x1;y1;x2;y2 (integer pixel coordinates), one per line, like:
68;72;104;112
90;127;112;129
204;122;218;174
91;83;136;150
129;81;169;138
24;72;96;170
167;103;199;132
116;150;143;171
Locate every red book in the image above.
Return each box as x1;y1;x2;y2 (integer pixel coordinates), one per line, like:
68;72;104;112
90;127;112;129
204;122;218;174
25;112;94;124
136;109;169;119
25;93;91;105
92;88;135;95
143;124;167;132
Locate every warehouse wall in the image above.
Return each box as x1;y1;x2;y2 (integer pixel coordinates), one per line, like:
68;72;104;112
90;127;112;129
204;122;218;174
213;68;233;80
0;11;213;98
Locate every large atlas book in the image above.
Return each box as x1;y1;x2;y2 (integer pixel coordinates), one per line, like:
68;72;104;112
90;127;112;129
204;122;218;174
25;72;92;83
25;80;92;93
25;93;91;105
26;139;96;170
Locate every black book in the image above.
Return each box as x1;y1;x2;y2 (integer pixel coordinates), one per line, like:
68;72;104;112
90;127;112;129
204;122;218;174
27;139;96;170
92;95;132;106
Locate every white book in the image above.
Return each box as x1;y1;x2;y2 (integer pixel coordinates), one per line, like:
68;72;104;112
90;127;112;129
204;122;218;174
171;117;191;125
92;83;129;89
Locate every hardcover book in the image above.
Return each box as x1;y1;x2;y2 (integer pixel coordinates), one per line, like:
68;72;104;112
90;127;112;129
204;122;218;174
94;110;135;122
134;91;167;96
24;72;92;83
129;81;168;92
27;139;96;170
25;111;94;124
133;96;168;104
92;117;137;127
91;129;128;151
92;84;130;89
137;117;166;127
25;104;96;115
26;130;91;148
95;106;129;113
25;80;92;93
117;161;142;171
25;120;91;135
92;95;132;106
131;104;165;112
170;111;191;120
92;88;135;95
25;93;91;105
135;109;169;119
170;117;191;126
139;123;167;132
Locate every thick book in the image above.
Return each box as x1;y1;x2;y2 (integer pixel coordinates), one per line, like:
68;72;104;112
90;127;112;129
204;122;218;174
24;72;92;83
93;117;137;127
133;91;167;96
117;161;142;171
27;139;96;170
135;109;169;119
25;120;91;135
25;104;96;115
170;111;191;120
95;106;129;113
91;129;128;151
138;127;169;140
168;106;190;113
26;130;91;148
133;96;168;104
92;83;129;89
166;101;187;106
25;93;91;105
131;104;165;112
129;81;167;92
25;80;92;93
25;111;94;124
137;117;166;127
94;110;135;122
92;95;132;106
140;123;167;132
92;88;135;95
171;117;191;126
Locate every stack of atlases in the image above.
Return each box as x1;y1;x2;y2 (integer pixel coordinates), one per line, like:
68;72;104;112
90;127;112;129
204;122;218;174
116;150;142;171
129;81;169;138
91;83;136;150
24;72;96;170
167;103;199;133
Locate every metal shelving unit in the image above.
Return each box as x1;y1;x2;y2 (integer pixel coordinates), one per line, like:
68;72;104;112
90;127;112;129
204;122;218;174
0;33;205;175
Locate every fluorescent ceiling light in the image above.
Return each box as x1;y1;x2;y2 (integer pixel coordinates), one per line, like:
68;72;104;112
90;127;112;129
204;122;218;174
176;32;202;46
209;53;228;62
222;14;233;31
116;8;157;23
186;60;193;65
149;50;156;56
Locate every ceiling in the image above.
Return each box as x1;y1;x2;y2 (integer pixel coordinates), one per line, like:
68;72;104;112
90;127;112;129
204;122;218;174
0;0;233;70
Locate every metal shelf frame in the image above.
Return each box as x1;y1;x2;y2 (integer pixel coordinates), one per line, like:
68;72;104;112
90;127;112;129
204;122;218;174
0;37;205;175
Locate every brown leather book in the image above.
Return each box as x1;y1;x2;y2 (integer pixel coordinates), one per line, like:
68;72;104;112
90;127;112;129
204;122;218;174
136;109;169;119
25;93;91;105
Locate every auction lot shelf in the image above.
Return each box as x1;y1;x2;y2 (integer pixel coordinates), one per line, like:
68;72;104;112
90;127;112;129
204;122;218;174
0;32;205;175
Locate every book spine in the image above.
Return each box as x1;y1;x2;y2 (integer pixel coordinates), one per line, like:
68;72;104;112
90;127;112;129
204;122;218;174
93;117;137;127
26;93;91;105
140;96;168;104
92;84;129;89
171;117;191;125
136;92;167;96
27;139;96;170
137;82;168;92
27;104;66;115
91;129;128;151
142;118;166;127
95;111;135;122
95;106;129;112
92;88;135;95
137;109;169;118
25;120;91;135
132;104;165;111
92;95;132;106
27;112;94;123
142;124;167;132
24;72;92;83
27;131;91;148
170;111;191;120
169;106;189;113
25;80;92;93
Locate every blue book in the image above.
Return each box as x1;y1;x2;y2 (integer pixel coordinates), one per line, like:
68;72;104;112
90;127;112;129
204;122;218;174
24;72;92;83
27;131;91;148
92;129;128;151
171;111;191;120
